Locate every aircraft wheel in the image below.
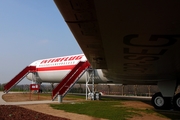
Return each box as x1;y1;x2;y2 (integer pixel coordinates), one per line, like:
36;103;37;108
173;93;180;111
151;92;171;110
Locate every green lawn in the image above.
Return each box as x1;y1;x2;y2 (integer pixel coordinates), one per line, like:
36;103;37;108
43;94;180;120
50;97;152;120
51;102;135;120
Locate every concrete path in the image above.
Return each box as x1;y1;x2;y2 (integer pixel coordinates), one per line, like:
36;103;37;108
0;92;6;104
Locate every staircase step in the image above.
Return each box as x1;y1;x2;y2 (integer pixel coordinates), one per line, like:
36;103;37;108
4;66;36;93
52;61;90;100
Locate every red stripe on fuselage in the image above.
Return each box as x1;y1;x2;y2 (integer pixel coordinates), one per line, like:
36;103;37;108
36;65;76;71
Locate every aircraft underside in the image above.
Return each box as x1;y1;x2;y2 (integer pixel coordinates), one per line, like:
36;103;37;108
52;0;180;111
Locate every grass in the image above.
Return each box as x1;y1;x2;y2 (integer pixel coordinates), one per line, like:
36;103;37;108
50;96;151;120
50;95;180;120
51;101;138;120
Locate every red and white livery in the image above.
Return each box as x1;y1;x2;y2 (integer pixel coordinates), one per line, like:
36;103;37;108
27;54;109;83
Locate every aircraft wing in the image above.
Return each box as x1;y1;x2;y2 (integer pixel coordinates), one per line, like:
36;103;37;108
54;0;180;85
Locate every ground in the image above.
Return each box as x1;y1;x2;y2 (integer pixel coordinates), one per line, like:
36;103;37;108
0;105;68;120
1;93;174;120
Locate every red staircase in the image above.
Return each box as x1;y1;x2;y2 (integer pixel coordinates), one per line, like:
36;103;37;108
52;61;90;101
4;66;36;93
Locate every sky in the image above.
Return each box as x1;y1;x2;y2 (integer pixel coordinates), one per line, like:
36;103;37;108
0;1;82;84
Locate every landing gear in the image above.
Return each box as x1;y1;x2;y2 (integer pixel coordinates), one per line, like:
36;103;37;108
173;93;180;111
152;92;180;111
151;92;172;110
152;80;180;111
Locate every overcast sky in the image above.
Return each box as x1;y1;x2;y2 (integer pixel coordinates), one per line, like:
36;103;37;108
0;1;82;84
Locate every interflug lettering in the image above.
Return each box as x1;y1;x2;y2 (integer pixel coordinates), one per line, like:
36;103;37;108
40;55;84;64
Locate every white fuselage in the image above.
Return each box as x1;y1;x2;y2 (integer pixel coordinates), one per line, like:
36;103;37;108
26;54;110;83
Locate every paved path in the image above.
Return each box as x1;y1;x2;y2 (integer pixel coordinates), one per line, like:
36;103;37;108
0;92;6;104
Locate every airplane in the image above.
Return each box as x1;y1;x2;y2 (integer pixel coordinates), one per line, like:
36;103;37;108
3;0;180;111
51;0;180;111
26;54;110;84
